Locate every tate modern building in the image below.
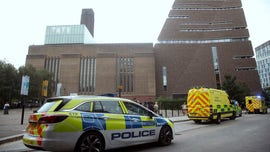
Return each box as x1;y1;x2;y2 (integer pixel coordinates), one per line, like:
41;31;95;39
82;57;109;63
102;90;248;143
26;0;261;102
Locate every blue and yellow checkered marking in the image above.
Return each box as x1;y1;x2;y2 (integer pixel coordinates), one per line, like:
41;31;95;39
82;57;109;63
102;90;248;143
125;116;142;129
81;113;168;131
81;113;106;131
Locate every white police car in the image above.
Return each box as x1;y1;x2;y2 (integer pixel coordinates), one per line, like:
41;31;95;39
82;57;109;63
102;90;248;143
23;96;175;152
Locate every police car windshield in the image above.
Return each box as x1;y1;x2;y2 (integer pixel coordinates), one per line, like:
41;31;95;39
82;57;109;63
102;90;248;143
37;98;71;113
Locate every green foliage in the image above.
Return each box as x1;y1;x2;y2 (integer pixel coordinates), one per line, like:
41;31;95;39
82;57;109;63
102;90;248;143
156;96;186;110
262;87;270;103
0;61;53;107
221;75;250;107
18;65;53;99
0;60;20;106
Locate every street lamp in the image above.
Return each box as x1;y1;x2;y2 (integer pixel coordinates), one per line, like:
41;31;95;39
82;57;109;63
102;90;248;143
118;85;123;97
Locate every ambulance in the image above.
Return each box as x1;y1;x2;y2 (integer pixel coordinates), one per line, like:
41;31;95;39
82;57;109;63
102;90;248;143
187;87;236;124
245;96;268;114
23;96;174;152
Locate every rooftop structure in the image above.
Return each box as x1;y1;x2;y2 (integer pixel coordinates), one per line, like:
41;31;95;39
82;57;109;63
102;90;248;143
44;25;95;44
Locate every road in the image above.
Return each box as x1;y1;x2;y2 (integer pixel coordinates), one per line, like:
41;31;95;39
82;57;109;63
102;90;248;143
0;114;269;152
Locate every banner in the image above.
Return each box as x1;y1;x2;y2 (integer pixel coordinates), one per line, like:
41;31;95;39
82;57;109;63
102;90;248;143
42;80;48;97
56;83;62;97
20;75;30;95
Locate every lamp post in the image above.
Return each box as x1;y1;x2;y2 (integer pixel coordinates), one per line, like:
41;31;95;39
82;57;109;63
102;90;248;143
118;85;123;97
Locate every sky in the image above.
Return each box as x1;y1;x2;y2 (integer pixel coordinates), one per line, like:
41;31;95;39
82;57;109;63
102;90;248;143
0;0;269;69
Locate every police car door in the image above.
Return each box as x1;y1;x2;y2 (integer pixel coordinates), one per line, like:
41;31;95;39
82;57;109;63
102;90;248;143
93;100;126;148
120;101;157;144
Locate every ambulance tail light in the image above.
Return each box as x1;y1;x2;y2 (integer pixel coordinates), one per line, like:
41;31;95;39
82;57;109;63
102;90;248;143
38;114;68;124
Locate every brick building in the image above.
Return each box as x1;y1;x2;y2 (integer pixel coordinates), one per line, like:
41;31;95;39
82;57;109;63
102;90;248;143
154;0;261;98
26;43;156;102
26;0;261;101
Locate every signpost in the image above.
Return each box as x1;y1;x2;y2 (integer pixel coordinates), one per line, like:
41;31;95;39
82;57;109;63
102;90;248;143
20;75;30;125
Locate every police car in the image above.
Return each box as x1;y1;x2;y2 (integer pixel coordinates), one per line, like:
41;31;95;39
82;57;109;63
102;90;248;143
23;96;175;152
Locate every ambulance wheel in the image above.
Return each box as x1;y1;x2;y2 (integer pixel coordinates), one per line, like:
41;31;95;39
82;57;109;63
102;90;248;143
230;112;236;120
158;125;173;146
215;114;221;124
75;131;105;152
194;120;201;124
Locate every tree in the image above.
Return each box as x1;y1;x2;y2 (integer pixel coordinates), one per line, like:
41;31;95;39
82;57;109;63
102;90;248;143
221;75;250;107
0;61;53;108
262;87;270;104
18;65;53;99
0;60;20;107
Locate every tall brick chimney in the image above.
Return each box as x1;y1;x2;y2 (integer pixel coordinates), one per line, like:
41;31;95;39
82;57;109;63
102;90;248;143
81;9;94;37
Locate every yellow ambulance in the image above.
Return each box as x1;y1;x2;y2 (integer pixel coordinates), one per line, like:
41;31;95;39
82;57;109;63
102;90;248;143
187;87;236;124
245;96;268;114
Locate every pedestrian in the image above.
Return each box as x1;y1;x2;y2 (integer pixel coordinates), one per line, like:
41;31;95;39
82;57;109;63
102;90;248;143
3;102;10;115
154;102;159;113
181;102;187;116
148;102;154;111
133;98;139;103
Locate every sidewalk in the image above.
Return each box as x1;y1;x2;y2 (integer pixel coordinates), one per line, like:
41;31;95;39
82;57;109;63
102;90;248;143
0;108;35;145
0;108;189;145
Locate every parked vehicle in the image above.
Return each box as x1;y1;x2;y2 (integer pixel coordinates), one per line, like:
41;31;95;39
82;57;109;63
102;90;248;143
231;100;242;117
23;95;175;152
245;96;268;114
187;87;236;124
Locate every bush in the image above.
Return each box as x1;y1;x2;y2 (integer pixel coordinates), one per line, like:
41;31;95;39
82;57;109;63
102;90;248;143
156;97;186;110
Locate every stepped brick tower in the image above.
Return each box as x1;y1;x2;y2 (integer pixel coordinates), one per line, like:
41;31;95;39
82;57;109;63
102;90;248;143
154;0;261;98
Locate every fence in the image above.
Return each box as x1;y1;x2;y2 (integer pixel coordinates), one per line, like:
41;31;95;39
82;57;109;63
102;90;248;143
157;101;186;118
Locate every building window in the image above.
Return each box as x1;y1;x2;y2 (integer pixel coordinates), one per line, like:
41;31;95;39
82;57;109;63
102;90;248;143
211;47;221;89
158;38;248;44
233;55;253;59
162;66;167;91
79;57;96;94
235;67;257;71
116;57;134;93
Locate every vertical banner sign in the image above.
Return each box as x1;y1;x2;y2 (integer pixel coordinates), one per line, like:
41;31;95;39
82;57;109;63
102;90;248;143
20;75;30;95
20;75;29;125
56;83;62;96
42;80;48;97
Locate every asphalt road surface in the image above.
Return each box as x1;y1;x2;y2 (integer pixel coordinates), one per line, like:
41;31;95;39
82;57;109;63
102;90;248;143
1;113;269;152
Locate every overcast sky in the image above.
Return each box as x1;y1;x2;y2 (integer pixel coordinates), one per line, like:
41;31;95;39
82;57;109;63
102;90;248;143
0;0;269;68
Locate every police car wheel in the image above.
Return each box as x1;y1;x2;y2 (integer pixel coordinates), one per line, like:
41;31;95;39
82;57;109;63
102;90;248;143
158;125;172;146
75;131;105;152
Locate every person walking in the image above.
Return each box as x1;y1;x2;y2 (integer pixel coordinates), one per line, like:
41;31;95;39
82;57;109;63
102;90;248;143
148;102;154;111
154;102;159;114
181;102;187;116
3;102;10;114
